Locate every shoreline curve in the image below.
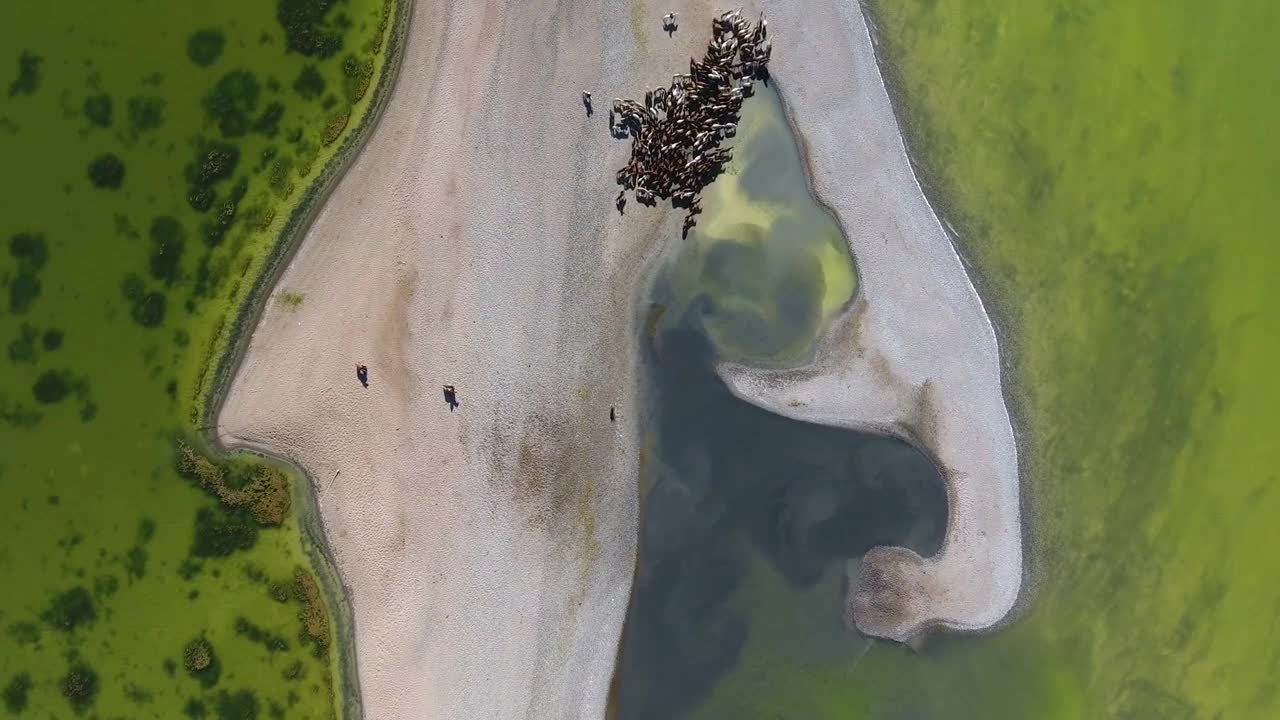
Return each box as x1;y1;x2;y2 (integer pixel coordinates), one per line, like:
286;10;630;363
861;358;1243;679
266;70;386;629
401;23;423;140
201;2;414;718
715;0;1025;644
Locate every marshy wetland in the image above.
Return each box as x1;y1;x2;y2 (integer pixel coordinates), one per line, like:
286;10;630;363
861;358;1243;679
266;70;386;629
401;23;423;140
0;0;404;717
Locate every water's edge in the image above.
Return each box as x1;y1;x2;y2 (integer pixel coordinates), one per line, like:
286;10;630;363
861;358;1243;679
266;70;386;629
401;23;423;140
859;0;1039;626
198;2;413;718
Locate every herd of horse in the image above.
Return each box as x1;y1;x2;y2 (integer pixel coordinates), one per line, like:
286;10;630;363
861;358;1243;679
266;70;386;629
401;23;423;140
608;9;772;238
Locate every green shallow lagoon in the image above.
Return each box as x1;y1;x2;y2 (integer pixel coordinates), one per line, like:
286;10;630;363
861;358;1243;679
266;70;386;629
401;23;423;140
652;87;856;367
684;1;1280;718
0;1;404;717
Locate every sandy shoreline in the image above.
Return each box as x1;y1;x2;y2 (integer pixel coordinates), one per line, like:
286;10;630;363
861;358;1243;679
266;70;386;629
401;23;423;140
218;0;1022;717
219;0;721;716
718;0;1024;643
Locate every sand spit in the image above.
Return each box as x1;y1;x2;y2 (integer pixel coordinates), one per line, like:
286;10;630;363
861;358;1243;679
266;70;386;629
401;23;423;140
218;0;730;717
716;0;1024;644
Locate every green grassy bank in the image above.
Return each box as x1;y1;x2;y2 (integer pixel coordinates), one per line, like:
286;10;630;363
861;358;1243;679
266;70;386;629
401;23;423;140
0;1;406;717
685;0;1280;717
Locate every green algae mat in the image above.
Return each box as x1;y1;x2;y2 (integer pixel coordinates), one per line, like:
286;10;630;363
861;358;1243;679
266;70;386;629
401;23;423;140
0;1;405;717
654;86;856;367
681;1;1280;718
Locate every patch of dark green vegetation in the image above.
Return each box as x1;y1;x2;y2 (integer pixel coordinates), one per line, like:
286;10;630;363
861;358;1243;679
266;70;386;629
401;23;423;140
32;369;72;404
40;585;96;631
8;51;40;97
3;673;31;714
215;689;259;720
7;621;41;646
42;327;64;351
9;323;38;364
83;93;113;127
148;216;186;284
57;531;84;552
183;637;222;688
127;95;166;134
186;140;241;213
138;516;156;542
113;213;142;240
87;152;125;189
185;697;208;719
178;558;203;580
60;661;98;715
8;273;40;314
0;394;42;429
343;54;374;103
269;581;290;602
190;505;259;558
189;185;216;213
291;569;332;657
256;144;278;171
190;143;241;185
202;177;248;247
204;70;260;137
234;616;290;653
176;442;293;525
92;573;119;599
125;544;148;580
187;29;227;67
267;156;294;197
9;231;48;272
293;65;325;100
252;101;285;137
277;0;344;58
7;232;48;314
121;273;167;327
124;682;154;705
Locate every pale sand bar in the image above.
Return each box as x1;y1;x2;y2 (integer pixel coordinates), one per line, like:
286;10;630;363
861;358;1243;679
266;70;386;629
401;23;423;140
220;0;1022;718
720;0;1024;644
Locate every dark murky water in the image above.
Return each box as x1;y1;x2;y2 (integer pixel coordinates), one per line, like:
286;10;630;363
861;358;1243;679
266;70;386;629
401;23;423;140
616;314;948;719
614;85;948;719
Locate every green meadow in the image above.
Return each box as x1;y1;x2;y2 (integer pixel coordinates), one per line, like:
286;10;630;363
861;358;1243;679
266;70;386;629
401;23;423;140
685;0;1280;717
0;1;404;717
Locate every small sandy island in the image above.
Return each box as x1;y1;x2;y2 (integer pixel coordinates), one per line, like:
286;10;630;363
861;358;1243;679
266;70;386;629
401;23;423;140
219;0;1023;716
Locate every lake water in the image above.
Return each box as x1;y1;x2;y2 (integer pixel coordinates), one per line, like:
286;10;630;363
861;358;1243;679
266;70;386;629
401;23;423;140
679;2;1280;719
0;1;403;717
649;88;855;367
615;88;948;719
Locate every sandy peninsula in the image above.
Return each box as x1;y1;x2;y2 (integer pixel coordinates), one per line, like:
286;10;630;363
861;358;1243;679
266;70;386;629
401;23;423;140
219;0;1022;717
219;0;727;716
719;0;1024;644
